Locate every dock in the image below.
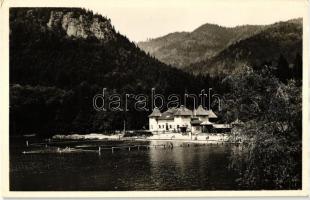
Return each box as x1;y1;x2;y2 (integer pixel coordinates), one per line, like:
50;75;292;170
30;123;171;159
22;139;241;155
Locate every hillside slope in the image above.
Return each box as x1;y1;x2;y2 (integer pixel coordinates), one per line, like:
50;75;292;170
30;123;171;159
9;8;206;135
138;23;265;69
10;8;197;91
186;19;302;76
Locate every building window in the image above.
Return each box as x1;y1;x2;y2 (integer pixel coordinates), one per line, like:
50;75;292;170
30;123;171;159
177;125;179;129
163;125;165;128
169;125;172;128
159;125;161;128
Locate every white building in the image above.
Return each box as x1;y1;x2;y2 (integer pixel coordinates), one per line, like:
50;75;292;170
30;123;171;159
148;105;225;133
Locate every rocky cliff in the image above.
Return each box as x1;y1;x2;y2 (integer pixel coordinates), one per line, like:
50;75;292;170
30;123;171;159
46;10;116;41
18;8;116;42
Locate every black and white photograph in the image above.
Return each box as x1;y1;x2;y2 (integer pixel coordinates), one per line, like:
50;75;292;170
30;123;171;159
1;0;309;197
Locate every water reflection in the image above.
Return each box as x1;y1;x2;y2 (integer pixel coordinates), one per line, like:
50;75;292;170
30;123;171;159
10;139;239;191
148;141;237;190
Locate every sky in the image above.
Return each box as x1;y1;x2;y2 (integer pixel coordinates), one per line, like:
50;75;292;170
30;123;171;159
85;0;305;42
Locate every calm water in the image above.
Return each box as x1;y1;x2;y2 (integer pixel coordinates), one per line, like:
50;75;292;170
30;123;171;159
10;139;242;191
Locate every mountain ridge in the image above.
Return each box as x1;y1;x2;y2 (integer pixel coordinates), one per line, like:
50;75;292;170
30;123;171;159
185;18;302;76
138;18;302;74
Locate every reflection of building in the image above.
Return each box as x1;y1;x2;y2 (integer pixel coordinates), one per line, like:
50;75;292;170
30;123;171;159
148;105;232;134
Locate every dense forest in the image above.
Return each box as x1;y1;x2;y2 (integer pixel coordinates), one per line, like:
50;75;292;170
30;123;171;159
224;66;302;189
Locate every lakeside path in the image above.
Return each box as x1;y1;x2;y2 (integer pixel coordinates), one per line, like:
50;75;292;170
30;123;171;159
137;134;237;144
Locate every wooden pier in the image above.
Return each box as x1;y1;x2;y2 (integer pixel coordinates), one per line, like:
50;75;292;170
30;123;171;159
22;139;241;155
97;144;168;153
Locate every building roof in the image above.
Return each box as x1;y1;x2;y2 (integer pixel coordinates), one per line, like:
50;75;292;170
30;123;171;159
148;107;161;117
148;105;218;119
206;110;218;118
158;109;175;120
166;107;178;114
195;105;209;116
174;105;192;116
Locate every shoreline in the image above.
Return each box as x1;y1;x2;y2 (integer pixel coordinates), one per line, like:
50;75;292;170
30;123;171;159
51;133;240;144
138;138;240;144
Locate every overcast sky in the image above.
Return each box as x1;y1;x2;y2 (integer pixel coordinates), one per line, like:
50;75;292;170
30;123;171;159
85;0;305;42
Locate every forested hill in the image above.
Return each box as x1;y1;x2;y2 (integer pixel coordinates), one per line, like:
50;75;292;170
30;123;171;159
10;8;196;91
138;23;265;69
138;18;302;77
9;8;210;136
185;19;302;76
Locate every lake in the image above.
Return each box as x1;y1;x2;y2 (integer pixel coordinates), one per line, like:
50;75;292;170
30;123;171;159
10;138;243;191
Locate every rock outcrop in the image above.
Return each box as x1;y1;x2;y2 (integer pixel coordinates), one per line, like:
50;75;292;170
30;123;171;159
47;10;116;41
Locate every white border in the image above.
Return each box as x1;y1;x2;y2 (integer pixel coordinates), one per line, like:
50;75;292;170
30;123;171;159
0;0;309;197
